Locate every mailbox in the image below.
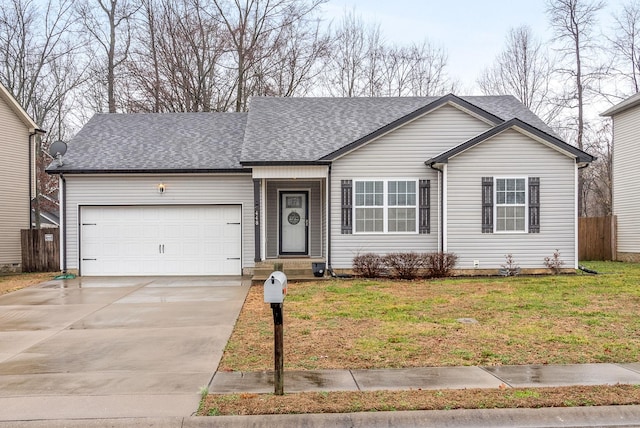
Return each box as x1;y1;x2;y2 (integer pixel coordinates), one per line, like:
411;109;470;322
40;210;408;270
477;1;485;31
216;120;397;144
264;271;287;303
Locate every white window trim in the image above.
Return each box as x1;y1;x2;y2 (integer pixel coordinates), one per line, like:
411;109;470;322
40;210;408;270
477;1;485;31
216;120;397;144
353;179;419;235
494;176;528;234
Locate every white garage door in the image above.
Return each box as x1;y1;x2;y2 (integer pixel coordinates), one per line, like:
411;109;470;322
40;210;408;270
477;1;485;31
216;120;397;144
80;205;242;276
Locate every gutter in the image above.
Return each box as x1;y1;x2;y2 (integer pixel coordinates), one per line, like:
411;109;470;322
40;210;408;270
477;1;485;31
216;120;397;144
428;162;445;252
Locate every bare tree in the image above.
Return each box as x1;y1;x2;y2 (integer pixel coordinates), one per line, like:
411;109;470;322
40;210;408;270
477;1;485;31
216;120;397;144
581;121;612;216
324;11;454;98
547;0;605;216
610;1;640;94
76;0;140;113
210;0;327;112
478;26;557;121
0;0;86;227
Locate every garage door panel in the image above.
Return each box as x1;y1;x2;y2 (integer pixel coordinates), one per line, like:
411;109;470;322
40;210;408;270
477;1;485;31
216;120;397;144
80;205;241;276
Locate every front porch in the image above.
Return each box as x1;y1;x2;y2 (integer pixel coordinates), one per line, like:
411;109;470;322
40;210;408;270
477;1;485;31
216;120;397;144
251;258;328;284
251;165;330;284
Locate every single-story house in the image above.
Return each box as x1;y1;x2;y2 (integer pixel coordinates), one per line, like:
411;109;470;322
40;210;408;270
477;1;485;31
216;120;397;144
602;92;640;262
47;94;594;276
0;82;43;273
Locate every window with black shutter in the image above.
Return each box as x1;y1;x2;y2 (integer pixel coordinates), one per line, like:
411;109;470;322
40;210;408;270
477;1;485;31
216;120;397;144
341;180;353;234
482;177;494;233
529;177;540;233
419;179;430;234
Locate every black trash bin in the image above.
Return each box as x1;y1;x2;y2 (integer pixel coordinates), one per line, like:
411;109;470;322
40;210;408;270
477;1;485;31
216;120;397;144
312;262;326;277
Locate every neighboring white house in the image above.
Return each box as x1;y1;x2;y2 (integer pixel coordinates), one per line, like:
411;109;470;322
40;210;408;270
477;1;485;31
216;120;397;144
0;82;42;273
602;93;640;262
47;94;594;276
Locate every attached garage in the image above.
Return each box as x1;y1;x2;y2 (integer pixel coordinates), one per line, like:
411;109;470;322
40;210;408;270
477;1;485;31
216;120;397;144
80;205;242;276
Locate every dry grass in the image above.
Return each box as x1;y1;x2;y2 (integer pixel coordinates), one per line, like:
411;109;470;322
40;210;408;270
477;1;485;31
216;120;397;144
201;385;640;416
220;262;640;371
202;262;640;416
0;272;57;296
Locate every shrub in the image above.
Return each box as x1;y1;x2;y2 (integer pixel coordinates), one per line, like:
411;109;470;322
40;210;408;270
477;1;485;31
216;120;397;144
352;253;385;278
544;249;565;274
384;252;423;280
423;252;458;278
500;254;521;276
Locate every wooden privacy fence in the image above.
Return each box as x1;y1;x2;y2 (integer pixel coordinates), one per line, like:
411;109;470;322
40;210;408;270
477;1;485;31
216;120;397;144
579;216;616;261
21;228;60;272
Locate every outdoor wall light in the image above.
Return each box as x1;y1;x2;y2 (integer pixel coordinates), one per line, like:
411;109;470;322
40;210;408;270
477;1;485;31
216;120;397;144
158;183;166;194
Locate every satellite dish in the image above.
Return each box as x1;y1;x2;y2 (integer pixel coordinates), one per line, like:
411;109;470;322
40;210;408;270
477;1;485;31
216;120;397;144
49;140;67;166
49;140;67;157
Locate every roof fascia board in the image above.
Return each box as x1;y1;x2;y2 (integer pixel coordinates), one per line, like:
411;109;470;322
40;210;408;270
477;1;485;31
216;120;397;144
425;118;595;165
240;161;332;166
322;94;504;161
46;168;252;175
0;82;40;130
601;92;640;116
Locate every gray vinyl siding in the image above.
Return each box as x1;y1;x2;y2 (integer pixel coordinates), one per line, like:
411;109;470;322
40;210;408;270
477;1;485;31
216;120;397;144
265;180;323;258
330;104;491;268
612;108;640;254
447;129;576;268
0;99;30;267
63;174;254;272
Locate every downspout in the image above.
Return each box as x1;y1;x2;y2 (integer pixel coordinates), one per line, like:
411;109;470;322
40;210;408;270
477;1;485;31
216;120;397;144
327;164;332;268
429;163;444;252
60;173;67;273
28;129;46;229
28;130;37;229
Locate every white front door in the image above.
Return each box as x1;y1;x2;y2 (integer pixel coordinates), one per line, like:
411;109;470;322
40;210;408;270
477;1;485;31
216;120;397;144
280;192;308;254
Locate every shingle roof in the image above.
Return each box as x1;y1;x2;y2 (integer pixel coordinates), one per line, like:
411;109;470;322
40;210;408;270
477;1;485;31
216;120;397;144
48;95;561;172
240;95;557;163
48;112;247;172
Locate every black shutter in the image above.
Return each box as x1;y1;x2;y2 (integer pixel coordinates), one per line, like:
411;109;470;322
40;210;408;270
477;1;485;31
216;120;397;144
341;180;353;234
529;177;540;233
419;179;430;234
482;177;493;233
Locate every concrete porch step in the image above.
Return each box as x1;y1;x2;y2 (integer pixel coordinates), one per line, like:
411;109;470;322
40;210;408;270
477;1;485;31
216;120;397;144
252;259;327;285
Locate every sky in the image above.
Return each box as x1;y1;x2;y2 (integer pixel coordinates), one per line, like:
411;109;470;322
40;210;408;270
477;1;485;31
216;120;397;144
322;0;627;94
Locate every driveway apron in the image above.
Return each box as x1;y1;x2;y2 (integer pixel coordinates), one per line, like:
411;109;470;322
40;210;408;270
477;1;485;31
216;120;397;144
0;276;250;421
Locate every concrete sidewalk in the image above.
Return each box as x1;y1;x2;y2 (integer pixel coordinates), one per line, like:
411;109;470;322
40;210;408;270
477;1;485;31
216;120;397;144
210;362;640;393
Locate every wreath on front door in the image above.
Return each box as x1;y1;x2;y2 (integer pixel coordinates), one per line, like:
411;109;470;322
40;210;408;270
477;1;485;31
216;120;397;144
288;211;301;225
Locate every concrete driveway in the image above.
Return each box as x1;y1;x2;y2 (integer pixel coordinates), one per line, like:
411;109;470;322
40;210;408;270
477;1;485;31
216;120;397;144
0;276;250;421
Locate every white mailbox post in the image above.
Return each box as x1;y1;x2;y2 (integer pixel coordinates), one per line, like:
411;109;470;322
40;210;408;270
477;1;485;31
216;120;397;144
264;271;287;395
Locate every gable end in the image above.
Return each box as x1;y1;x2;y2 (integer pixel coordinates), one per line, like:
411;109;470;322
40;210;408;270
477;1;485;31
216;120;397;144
321;94;505;161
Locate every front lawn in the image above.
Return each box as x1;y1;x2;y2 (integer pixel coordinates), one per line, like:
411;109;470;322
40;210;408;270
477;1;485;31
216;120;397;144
0;272;57;296
202;261;640;416
220;261;640;371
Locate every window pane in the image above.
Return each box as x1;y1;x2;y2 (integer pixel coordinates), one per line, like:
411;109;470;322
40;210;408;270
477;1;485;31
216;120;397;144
516;192;525;204
516;179;525;191
388;208;416;232
356;182;364;193
407;181;416;193
375;194;383;205
375;181;383;193
355;207;383;232
497;179;506;191
389;194;397;205
389;181;396;193
356;194;364;205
